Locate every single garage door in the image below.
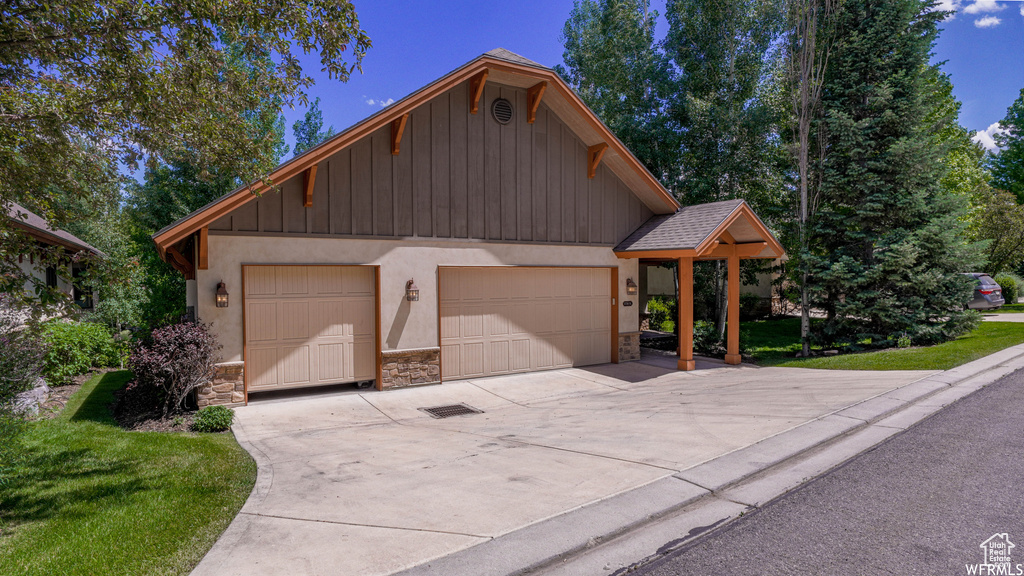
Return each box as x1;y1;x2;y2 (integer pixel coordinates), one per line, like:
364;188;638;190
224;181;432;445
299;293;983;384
244;265;376;391
440;267;611;380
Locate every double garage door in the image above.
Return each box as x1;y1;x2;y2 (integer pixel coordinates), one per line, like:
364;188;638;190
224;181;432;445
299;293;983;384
440;267;612;380
244;266;376;391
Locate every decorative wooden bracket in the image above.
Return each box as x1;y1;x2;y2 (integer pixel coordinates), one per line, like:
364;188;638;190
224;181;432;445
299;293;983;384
166;245;194;280
527;82;547;124
303;164;318;208
469;69;489;114
197;227;209;270
391;113;409;155
588;143;608;179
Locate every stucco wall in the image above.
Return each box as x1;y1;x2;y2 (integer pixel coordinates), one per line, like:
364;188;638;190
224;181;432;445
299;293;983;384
197;234;639;362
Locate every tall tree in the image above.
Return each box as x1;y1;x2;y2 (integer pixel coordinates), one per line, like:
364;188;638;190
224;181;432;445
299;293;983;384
665;0;786;334
664;0;785;205
1;0;370;301
786;0;836;356
292;97;337;157
557;0;679;184
989;88;1024;204
808;0;980;346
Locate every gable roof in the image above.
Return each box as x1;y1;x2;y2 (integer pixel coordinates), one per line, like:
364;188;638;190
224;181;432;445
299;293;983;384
152;48;680;256
7;203;102;255
614;199;784;259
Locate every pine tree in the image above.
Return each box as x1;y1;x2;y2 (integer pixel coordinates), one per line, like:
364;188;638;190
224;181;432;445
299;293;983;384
808;0;981;346
989;88;1024;204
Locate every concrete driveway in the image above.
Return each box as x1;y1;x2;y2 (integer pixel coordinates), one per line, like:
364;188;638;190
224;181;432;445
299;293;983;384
192;359;934;576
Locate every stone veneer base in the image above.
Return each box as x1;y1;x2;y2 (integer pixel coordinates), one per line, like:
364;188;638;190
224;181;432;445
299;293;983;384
381;347;441;389
197;361;245;408
618;332;641;362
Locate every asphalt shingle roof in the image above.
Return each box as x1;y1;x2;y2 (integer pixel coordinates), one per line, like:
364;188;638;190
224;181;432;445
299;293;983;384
7;202;102;254
614;199;744;252
483;48;548;69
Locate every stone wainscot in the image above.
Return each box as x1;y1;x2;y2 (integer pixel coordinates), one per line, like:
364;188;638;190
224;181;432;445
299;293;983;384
381;347;441;389
618;332;641;362
197;361;245;408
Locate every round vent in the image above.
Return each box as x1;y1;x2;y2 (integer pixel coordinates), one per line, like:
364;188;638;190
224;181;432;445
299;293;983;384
491;98;514;125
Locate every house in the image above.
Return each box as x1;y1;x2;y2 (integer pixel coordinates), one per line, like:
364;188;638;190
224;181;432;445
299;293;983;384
7;202;101;314
152;49;784;407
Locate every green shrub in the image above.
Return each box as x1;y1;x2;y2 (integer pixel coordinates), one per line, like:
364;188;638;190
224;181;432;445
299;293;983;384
40;321;119;385
693;320;723;355
646;296;678;332
740;293;767;320
995;273;1022;305
192;405;234;432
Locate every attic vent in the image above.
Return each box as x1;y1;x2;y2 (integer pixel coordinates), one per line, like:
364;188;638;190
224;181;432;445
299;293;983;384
491;98;514;125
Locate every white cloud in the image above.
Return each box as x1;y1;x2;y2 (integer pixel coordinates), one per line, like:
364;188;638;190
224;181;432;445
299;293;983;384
364;97;395;108
963;0;1005;14
1020;3;1023;16
933;0;961;19
974;14;1002;26
973;122;1007;151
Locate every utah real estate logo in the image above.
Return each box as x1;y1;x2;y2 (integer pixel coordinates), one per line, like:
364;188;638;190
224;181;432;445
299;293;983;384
967;533;1024;575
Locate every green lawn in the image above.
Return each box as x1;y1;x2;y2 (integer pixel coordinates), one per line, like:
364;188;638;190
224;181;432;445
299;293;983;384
0;371;256;576
743;318;1024;371
989;303;1024;313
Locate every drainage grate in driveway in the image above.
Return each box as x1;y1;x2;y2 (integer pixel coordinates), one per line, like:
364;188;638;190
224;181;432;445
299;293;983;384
419;403;484;419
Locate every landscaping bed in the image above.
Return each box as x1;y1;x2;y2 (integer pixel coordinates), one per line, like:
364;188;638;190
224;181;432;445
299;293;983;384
0;371;256;576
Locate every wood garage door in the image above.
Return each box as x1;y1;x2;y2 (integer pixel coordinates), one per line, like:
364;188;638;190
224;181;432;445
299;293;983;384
440;267;611;380
244;266;376;391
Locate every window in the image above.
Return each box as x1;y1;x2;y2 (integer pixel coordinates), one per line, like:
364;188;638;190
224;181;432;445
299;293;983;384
72;265;93;309
45;265;58;289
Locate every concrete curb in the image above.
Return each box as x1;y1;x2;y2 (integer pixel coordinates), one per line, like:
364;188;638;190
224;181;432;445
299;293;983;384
396;343;1024;576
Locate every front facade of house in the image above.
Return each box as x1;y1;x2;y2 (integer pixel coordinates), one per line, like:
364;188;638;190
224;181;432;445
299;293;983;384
153;49;783;407
8;202;100;318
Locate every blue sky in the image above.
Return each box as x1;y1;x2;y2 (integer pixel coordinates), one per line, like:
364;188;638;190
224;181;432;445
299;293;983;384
285;0;1024;155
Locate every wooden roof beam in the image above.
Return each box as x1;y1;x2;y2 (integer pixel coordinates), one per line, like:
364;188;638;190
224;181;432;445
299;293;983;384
588;143;608;179
303;164;318;208
391;113;409;155
469;69;489;114
197;227;208;270
700;242;768;259
527;81;547;124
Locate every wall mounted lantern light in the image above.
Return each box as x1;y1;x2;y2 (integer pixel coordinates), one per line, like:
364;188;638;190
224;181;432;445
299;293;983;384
626;278;638;296
405;279;419;302
216;281;229;308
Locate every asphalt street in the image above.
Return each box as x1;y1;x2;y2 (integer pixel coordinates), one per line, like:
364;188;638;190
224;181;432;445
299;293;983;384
631;368;1024;576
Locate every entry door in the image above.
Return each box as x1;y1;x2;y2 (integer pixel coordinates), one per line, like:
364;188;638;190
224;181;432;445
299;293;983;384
440;267;611;380
244;266;375;391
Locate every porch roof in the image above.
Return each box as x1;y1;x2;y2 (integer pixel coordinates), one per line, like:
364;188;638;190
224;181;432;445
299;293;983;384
613;199;784;260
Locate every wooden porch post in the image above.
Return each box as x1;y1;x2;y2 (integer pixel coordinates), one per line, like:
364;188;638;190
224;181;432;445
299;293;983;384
678;257;695;371
725;254;741;365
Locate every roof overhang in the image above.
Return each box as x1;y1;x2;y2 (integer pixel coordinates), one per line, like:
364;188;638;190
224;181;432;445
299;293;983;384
614;200;785;261
152;52;680;258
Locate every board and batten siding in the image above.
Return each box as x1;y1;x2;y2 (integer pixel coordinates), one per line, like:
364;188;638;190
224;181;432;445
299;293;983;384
208;82;655;245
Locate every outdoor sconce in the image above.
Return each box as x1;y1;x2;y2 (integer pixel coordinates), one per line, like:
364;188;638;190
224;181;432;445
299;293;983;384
405;279;419;302
626;278;638;296
216;281;229;308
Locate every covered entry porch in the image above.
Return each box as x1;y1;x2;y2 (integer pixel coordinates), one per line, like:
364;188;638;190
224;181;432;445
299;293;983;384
615;199;785;370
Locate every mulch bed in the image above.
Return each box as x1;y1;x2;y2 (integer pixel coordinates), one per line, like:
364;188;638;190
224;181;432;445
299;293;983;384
38;370;202;433
36;370;106;420
111;384;200;433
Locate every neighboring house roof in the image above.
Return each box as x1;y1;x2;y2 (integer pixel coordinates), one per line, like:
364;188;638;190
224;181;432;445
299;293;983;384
6;202;102;255
614;199;784;259
152;48;680;257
